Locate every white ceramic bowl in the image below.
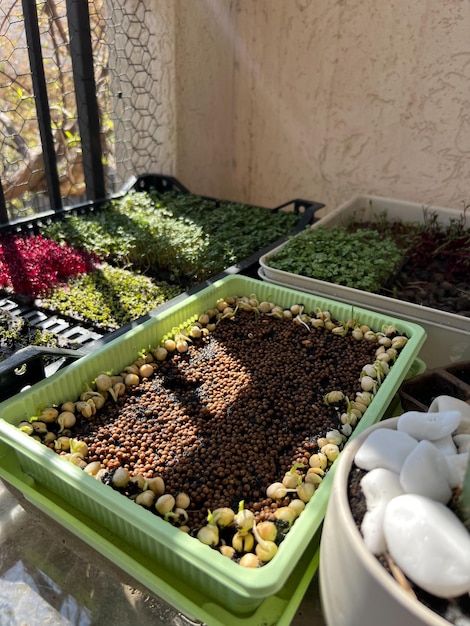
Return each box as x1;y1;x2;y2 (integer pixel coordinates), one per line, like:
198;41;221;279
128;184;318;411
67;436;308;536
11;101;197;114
319;417;452;626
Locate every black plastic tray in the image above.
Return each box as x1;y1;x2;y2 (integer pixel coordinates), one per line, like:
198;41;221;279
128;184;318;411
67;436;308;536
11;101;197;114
399;360;470;411
0;174;324;398
0;173;324;236
0;345;88;402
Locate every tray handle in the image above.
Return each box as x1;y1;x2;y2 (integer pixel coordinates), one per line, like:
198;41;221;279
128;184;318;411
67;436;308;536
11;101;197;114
0;346;88;403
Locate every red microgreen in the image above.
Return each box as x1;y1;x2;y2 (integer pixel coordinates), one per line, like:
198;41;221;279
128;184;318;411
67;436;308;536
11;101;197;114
0;233;97;298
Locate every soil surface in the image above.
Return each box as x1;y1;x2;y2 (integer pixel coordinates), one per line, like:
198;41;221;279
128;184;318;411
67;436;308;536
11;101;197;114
348;465;470;625
354;219;470;317
72;311;380;531
381;262;470;316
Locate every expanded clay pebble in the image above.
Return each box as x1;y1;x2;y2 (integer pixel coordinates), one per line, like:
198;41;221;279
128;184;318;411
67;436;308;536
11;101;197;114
74;309;381;529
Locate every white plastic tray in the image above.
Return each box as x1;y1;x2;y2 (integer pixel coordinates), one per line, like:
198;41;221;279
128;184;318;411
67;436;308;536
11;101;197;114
259;195;470;368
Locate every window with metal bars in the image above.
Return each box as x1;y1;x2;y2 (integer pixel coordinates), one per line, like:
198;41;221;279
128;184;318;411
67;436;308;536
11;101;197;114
0;0;165;227
0;0;109;225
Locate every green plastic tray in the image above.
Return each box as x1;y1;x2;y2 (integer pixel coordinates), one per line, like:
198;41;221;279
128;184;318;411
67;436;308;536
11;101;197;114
0;275;427;615
0;445;320;626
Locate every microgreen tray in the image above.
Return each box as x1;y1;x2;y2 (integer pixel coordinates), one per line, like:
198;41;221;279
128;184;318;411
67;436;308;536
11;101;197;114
258;195;470;368
0;275;426;614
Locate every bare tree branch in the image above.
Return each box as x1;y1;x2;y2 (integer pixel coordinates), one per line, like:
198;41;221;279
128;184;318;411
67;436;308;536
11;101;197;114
0;112;30;158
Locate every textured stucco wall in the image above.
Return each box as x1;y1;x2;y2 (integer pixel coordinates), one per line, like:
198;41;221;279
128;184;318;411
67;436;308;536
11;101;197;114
173;1;237;200
171;0;470;211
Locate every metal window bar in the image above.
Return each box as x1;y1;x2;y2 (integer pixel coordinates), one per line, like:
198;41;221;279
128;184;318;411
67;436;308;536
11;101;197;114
66;0;105;202
21;0;62;213
0;0;105;223
0;179;7;223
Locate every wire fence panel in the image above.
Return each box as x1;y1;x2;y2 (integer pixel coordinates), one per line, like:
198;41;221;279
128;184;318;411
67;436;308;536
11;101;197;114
0;1;49;220
103;0;169;189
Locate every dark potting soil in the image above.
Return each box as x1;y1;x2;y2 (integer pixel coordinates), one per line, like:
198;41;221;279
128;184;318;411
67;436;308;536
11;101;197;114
352;220;470;318
348;464;470;625
381;263;470;317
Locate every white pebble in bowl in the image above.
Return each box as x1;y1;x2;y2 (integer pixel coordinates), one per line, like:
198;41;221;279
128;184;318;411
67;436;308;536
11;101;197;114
399;440;452;504
360;467;404;555
383;493;470;598
354;429;418;473
397;409;461;441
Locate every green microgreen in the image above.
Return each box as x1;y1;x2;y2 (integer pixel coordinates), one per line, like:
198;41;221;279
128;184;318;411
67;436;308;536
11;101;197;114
43;190;300;284
37;263;183;331
265;226;404;293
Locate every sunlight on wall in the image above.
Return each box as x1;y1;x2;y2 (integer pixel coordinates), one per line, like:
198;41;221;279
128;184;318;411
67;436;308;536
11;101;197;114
156;1;470;211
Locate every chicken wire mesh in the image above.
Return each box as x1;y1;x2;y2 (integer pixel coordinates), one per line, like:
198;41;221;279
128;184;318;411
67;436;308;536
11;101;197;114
0;0;164;223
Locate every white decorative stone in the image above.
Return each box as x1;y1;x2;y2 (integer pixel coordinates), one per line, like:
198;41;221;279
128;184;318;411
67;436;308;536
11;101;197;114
355;429;418;473
360;467;403;508
428;395;470;434
456;414;470;435
454;433;470;454
361;505;388;556
431;433;457;456
400;440;452;503
428;394;470;421
383;494;470;598
360;468;404;555
445;452;469;488
397;409;461;441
